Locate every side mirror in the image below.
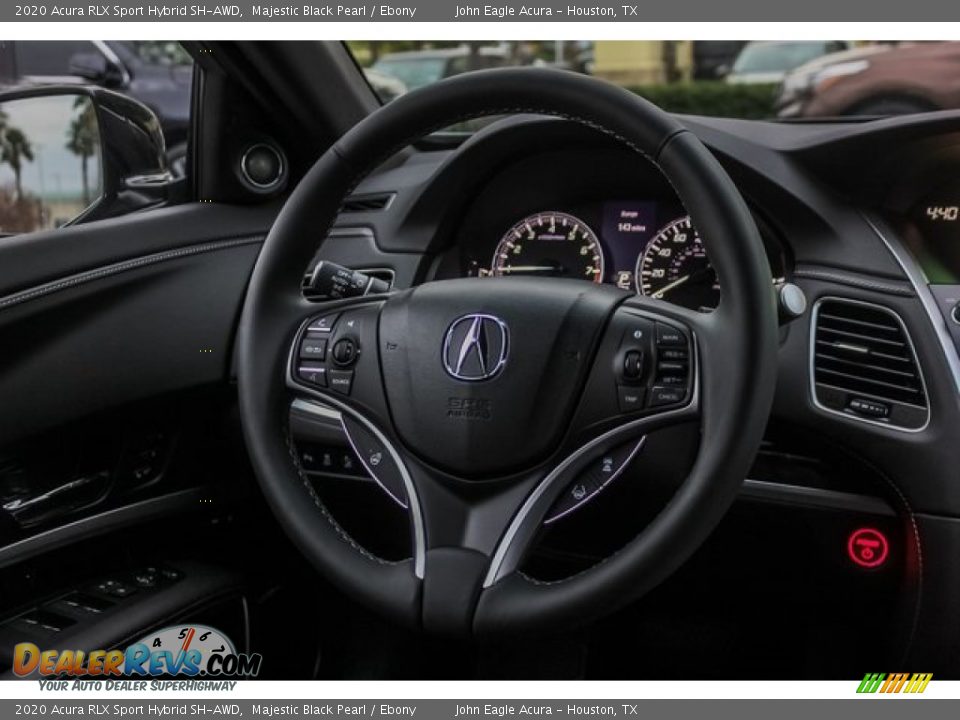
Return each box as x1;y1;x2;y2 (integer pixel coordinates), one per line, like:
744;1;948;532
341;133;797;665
0;86;173;235
715;63;731;78
68;51;125;88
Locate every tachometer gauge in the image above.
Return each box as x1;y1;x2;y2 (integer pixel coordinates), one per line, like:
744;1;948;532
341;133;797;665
492;212;605;284
636;216;719;310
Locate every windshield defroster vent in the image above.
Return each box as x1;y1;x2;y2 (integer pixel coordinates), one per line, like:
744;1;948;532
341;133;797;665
811;298;929;431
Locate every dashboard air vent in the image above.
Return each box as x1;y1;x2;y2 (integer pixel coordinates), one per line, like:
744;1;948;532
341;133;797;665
340;193;394;213
811;298;928;430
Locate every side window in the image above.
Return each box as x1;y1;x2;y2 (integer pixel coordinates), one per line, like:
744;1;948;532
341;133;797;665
14;41;97;78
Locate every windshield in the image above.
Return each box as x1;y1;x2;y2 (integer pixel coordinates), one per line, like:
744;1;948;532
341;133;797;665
371;57;448;91
731;42;835;74
349;40;954;123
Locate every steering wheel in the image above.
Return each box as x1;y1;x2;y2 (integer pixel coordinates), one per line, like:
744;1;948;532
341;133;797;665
237;68;778;637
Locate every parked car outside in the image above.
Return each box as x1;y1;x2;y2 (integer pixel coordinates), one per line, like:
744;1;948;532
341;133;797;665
777;41;960;117
726;41;849;85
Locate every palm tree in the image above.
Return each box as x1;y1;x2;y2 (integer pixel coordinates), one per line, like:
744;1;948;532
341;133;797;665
0;125;34;201
66;99;98;206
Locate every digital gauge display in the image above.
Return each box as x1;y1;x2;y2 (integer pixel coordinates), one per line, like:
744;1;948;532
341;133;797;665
911;181;960;284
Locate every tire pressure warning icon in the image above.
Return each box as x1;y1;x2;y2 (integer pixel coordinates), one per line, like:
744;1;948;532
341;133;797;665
847;527;890;569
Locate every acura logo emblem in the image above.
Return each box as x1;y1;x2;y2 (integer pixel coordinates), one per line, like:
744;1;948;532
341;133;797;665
442;314;509;382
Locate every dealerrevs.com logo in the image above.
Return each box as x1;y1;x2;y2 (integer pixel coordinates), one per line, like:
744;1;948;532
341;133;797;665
13;624;262;679
857;673;933;694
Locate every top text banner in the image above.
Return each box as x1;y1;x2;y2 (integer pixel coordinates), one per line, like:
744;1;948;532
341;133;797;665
8;0;960;21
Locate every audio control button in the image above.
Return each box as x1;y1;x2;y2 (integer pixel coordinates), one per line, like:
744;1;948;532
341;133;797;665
328;369;354;395
332;338;358;367
297;364;327;387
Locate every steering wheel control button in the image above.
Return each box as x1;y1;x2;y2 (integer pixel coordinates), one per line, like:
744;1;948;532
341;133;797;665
299;334;328;360
649;385;686;407
656;360;688;386
332;338;358;367
545;474;602;524
655;322;686;346
618;385;646;413
328;369;354;395
621;317;653;342
298;364;327;387
623;350;644;380
341;416;407;507
847;527;890;569
596;441;641;488
659;347;688;361
308;313;340;333
545;439;644;523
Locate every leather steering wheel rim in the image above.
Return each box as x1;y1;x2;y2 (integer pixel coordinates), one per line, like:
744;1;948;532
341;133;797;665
237;68;778;636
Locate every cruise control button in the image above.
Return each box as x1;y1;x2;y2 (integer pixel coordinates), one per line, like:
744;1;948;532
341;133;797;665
299;334;328;360
341;416;407;507
328;369;354;395
622;318;654;345
657;360;687;373
659;348;688;361
618;385;646;413
298;364;327;387
657;375;688;387
656;322;685;346
545;472;602;523
308;313;340;333
649;385;686;407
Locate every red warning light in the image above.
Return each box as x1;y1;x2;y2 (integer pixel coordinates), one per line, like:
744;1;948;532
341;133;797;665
847;528;889;568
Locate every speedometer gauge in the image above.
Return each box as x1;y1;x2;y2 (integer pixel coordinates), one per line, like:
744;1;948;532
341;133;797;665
492;212;605;284
636;216;719;310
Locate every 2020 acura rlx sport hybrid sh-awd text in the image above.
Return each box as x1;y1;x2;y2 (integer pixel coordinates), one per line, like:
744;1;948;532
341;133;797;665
0;40;959;680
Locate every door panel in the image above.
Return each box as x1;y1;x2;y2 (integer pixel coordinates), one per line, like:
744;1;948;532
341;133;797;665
0;203;275;445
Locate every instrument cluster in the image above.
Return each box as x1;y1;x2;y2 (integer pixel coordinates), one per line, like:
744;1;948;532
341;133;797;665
464;200;721;311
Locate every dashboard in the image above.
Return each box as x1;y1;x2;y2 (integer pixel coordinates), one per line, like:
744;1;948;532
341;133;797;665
433;144;785;311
